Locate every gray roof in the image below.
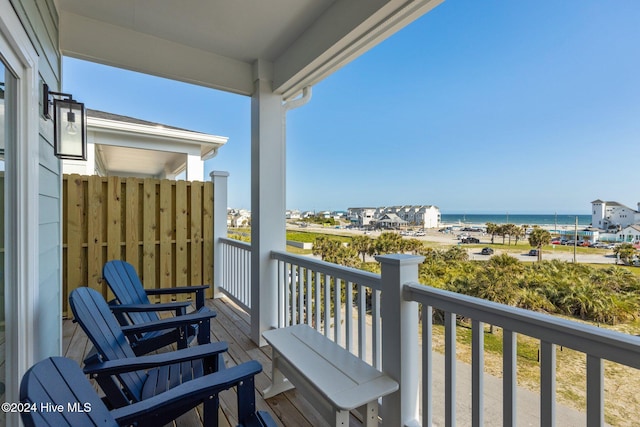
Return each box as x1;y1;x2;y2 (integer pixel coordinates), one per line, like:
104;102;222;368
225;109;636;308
87;109;209;136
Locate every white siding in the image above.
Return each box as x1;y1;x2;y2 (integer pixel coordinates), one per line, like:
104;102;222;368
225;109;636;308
11;0;62;360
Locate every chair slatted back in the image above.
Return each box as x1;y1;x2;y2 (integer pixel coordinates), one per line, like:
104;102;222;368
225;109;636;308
20;357;117;427
69;287;146;402
103;260;159;325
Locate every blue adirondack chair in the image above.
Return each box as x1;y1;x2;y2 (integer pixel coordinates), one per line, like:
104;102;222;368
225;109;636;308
103;260;212;354
20;356;277;427
69;286;225;409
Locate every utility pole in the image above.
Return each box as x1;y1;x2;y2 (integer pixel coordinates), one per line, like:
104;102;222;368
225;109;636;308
573;216;578;263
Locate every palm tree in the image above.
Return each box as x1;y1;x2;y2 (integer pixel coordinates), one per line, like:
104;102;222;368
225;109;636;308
350;235;373;262
528;226;551;261
613;242;636;265
486;222;498;244
373;232;404;255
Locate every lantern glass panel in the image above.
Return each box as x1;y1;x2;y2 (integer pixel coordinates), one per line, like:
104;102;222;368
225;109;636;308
54;98;85;159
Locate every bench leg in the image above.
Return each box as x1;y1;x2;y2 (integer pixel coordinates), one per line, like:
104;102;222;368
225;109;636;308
262;352;295;399
364;401;378;427
335;409;349;427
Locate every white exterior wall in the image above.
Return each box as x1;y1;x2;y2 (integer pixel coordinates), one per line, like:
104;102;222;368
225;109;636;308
592;201;640;230
617;226;640;243
592;201;606;228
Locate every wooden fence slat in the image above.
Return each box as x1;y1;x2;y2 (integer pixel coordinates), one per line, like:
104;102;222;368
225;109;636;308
65;174;84;317
87;176;105;295
175;181;188;301
107;176;121;261
159;180;173;302
125;177;140;266
190;181;203;287
143;178;157;297
203;182;214;298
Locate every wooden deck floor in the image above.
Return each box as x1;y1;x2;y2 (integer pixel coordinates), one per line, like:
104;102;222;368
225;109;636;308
62;296;363;427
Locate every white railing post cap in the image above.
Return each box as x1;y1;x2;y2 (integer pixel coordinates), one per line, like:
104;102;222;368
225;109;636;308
210;170;230;178
375;254;424;266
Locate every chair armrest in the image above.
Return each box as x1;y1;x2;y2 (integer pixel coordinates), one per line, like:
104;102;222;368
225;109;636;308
120;310;216;336
111;361;262;425
83;341;228;376
110;301;191;313
146;285;209;309
145;285;209;295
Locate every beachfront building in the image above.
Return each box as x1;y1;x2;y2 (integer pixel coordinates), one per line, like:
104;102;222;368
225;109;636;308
617;224;640;244
591;199;640;230
229;208;251;228
370;204;441;228
285;209;301;220
63;109;227;180
375;213;409;229
348;207;377;227
349;205;439;228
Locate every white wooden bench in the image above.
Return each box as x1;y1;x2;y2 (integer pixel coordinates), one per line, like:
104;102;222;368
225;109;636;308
262;324;398;427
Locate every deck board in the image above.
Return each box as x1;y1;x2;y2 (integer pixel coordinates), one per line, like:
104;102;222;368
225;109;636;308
62;296;363;427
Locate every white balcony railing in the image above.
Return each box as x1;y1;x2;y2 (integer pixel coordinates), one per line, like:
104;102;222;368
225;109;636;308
215;242;640;426
271;250;383;368
404;282;640;427
217;237;252;312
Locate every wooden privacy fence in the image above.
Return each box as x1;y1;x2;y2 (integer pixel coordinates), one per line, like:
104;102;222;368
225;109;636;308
62;174;214;317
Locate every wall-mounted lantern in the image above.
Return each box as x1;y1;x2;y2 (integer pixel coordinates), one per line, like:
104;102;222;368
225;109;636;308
43;83;86;160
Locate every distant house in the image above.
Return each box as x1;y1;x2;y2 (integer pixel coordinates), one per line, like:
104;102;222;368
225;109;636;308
229;208;251;228
375;213;408;229
371;205;441;228
591;200;640;230
348;207;377;227
286;210;301;220
617;224;640;244
63;109;228;180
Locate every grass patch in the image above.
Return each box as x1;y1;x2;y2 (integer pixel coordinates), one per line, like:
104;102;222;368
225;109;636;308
286;230;352;244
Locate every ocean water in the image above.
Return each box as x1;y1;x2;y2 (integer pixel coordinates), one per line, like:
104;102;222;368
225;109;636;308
440;214;591;227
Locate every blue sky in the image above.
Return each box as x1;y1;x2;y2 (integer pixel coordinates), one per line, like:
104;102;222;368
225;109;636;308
63;0;640;214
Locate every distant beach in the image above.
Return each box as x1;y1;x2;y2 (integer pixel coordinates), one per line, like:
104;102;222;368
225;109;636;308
440;214;591;227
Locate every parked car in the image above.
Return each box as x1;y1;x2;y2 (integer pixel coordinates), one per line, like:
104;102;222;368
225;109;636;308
528;249;539;256
481;247;494;255
461;237;480;244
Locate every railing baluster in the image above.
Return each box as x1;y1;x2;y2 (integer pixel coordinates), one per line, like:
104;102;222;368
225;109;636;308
372;289;381;370
503;329;517;427
291;264;298;325
298;265;304;324
346;281;353;353
423;305;433;427
335;278;342;345
540;340;556;427
586;355;604;427
445;311;456;427
314;271;321;331
287;263;294;326
357;284;366;360
306;267;312;326
278;260;285;327
471;319;484;427
324;273;330;337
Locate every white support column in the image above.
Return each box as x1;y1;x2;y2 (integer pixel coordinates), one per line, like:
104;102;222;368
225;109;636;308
250;60;286;346
377;254;424;427
186;152;204;181
211;171;229;298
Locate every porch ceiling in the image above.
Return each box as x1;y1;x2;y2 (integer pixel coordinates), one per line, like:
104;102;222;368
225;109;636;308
57;0;443;99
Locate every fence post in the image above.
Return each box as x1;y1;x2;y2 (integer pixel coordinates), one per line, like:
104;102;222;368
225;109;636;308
377;254;424;427
211;171;229;298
